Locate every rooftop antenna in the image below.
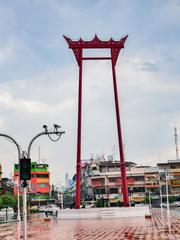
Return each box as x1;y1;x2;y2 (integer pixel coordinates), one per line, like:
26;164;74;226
38;146;41;163
174;125;179;160
112;145;118;161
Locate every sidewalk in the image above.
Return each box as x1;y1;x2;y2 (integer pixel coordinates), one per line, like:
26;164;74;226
0;209;180;240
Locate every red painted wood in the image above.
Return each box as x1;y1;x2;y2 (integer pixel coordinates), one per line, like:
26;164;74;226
64;34;129;208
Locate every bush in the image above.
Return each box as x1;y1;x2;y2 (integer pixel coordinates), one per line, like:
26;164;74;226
96;199;104;208
1;194;16;209
30;206;38;213
169;196;176;203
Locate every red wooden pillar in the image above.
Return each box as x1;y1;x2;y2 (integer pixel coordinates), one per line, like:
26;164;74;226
111;49;129;206
76;49;83;209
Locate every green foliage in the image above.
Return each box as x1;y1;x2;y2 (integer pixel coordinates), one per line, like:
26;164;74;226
63;192;74;208
1;194;16;209
96;199;104;208
30;206;38;213
145;196;151;204
169;196;176;203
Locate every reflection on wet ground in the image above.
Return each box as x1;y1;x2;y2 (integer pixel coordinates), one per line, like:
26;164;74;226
0;209;180;240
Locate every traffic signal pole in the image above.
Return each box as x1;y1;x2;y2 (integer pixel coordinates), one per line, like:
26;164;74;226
20;155;31;240
0;126;65;240
23;184;27;240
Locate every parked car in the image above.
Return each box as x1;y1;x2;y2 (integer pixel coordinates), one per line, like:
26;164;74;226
0;207;14;215
38;205;47;213
135;203;145;207
44;204;59;217
171;201;180;207
80;202;95;208
162;203;168;208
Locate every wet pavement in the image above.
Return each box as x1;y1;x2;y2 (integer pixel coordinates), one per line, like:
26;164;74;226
0;209;180;240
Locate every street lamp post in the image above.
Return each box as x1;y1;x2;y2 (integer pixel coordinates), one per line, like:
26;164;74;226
0;124;65;240
60;191;64;210
0;134;21;223
129;188;133;207
159;180;163;211
165;170;170;218
159;169;172;218
55;182;64;210
158;172;163;211
22;125;65;240
149;191;151;210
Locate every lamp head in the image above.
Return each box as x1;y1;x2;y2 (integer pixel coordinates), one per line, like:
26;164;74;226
53;124;61;132
43;125;48;132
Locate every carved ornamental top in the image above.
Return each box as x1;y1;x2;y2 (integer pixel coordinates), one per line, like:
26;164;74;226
64;35;128;49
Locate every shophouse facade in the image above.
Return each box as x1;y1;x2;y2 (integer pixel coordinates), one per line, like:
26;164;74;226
14;162;50;205
80;157;180;207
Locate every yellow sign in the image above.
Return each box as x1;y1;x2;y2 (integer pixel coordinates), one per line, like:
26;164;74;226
36;178;49;184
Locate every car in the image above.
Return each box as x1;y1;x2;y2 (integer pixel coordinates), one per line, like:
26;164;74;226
162;203;168;208
80;202;95;208
38;205;47;213
44;204;59;217
135;203;145;207
0;207;14;215
171;201;180;207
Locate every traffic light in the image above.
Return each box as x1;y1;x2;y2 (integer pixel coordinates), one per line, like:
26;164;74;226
20;157;31;181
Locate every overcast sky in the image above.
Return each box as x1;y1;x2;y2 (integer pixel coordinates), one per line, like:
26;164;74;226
0;0;179;185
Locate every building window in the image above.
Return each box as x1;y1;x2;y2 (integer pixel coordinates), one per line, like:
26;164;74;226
108;167;115;172
101;168;106;173
133;176;144;181
36;174;49;178
37;183;49;188
133;187;145;193
15;164;19;169
109;188;118;194
109;178;116;183
92;167;97;171
95;188;105;194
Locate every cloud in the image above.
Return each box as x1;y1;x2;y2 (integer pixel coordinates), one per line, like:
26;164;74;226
141;62;159;72
0;43;14;63
0;0;180;184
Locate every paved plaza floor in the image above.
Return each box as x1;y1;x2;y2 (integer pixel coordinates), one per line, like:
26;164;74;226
0;209;180;240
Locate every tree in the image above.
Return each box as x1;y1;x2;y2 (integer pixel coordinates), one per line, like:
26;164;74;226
96;199;104;208
169;196;176;203
1;194;16;209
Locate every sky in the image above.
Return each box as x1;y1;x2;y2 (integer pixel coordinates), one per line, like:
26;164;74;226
0;0;179;185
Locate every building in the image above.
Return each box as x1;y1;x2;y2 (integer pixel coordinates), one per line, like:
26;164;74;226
0;177;14;195
157;160;180;200
14;162;50;205
0;164;14;195
144;167;160;206
79;157;180;207
80;157;148;207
